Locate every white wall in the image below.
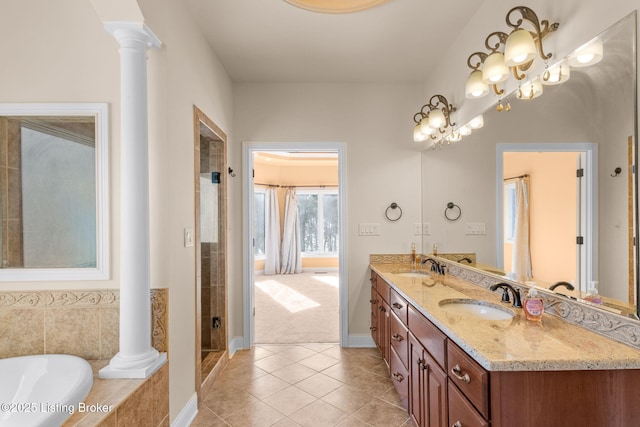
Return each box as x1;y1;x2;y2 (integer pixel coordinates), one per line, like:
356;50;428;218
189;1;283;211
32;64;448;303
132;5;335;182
234;83;424;338
0;0;235;422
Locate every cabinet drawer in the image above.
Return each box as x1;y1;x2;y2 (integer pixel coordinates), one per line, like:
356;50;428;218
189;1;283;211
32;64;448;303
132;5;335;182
447;341;490;419
389;288;408;324
408;305;446;369
377;277;390;304
389;311;408;369
448;379;489;427
390;346;409;410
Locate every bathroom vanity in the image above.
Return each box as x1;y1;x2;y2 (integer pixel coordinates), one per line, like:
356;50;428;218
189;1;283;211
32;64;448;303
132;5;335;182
370;260;640;427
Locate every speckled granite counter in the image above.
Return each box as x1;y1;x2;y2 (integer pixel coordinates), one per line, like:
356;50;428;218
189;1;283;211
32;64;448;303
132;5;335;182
370;262;640;372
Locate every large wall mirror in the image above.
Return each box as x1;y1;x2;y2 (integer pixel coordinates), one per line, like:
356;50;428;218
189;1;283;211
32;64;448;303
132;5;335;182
0;104;109;281
422;12;638;316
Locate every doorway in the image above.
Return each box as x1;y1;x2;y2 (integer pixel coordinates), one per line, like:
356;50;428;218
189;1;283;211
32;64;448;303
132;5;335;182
243;142;347;349
496;143;596;293
193;107;228;397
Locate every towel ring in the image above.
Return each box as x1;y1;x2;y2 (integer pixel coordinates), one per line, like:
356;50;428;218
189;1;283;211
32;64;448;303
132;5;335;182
444;202;461;221
385;202;403;222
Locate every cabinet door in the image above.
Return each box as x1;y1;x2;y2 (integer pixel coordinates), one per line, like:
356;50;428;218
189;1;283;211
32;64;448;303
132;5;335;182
390;345;409;410
424;351;448;427
370;286;379;348
448;380;489;427
379;299;390;366
409;334;448;427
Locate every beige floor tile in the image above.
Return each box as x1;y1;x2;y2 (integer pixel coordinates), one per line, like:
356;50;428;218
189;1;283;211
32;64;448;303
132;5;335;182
202;387;260;418
298;353;340;371
222;400;286;427
321;385;374;415
335;415;374;427
215;365;269;389
352;398;409;427
377;384;404;409
262;386;317;415
321;363;368;383
258;344;297;354
190;406;230;427
289;399;347;427
270;418;302;427
278;346;318;362
346;373;394;397
254;354;295;373
295;373;343;398
272;363;317;384
246;373;290;399
302;343;338;353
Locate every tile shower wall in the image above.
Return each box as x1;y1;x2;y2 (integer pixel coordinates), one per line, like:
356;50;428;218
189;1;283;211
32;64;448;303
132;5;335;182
200;135;226;351
0;288;168;359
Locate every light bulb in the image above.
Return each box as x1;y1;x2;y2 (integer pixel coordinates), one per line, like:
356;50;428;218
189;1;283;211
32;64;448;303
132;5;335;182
428;109;446;129
504;29;536;66
465;70;489;99
468;114;484;129
413;125;427;142
568;38;603;67
459;125;472;136
482;52;510;84
420;117;435;135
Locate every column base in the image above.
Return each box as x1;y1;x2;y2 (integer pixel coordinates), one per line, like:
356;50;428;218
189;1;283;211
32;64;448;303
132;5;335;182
99;351;167;379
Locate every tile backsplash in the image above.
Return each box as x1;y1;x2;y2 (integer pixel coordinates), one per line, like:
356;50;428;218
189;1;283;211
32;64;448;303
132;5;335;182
0;288;167;359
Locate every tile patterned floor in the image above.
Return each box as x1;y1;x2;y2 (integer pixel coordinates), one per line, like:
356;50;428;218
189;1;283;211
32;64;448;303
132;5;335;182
191;344;411;427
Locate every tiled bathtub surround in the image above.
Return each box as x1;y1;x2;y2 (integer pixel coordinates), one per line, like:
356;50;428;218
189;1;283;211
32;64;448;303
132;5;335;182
0;288;168;359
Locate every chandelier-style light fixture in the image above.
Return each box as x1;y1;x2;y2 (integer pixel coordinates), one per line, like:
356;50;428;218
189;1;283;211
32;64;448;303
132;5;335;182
412;95;456;144
465;6;559;106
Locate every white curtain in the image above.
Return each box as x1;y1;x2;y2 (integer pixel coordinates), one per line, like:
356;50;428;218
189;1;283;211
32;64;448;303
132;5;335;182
264;187;280;275
280;189;303;274
512;177;532;280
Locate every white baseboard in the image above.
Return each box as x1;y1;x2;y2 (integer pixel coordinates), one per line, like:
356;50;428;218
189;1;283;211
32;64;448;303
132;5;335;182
170;392;198;427
346;335;375;348
228;336;245;356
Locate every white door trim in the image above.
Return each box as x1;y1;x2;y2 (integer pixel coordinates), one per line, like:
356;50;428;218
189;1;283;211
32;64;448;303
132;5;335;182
242;142;348;349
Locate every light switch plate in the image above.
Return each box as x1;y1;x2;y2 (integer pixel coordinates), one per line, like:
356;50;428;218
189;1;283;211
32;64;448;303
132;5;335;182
413;223;422;235
359;223;381;236
184;227;194;247
422;222;431;235
465;222;486;235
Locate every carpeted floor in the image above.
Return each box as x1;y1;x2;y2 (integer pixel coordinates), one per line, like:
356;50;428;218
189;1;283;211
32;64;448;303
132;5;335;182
255;271;339;344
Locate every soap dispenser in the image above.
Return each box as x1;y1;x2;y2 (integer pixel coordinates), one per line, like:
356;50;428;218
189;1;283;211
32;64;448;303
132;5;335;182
584;282;603;304
523;283;544;322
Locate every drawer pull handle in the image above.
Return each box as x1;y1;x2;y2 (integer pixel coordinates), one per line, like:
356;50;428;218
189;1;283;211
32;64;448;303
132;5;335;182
452;422;462;427
369;299;378;304
378;306;384;312
391;333;404;342
451;364;471;384
418;359;427;371
392;372;404;382
370;326;377;331
392;302;403;309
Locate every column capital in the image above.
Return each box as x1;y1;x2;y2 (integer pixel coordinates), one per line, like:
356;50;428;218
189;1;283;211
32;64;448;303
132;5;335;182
104;21;161;49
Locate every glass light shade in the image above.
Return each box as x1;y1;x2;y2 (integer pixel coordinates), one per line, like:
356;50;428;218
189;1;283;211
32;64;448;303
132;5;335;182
459;125;472;136
413;124;427;142
542;61;570;85
482;52;510;84
517;78;543;100
420;117;436;135
468;114;484;129
568;39;603;67
504;29;537;66
465;70;489;98
428;109;446;129
446;131;462;143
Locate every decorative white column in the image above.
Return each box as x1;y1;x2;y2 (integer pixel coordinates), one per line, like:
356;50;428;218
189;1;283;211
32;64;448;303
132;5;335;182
99;22;166;379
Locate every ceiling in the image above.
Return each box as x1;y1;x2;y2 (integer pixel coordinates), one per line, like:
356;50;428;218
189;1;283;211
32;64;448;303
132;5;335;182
183;0;484;84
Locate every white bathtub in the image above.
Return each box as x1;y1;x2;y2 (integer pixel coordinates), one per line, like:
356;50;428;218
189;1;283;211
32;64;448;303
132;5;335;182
0;354;93;427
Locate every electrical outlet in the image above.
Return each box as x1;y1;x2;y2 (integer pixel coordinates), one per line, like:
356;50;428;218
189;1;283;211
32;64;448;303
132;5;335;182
184;227;194;247
413;223;422;235
422;222;431;235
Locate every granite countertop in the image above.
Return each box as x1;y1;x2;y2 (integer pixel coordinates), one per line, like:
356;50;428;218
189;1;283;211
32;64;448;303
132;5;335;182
370;262;640;372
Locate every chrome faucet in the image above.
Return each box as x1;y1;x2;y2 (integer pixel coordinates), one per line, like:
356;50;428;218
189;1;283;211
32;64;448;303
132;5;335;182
549;281;575;291
457;257;473;264
489;282;523;308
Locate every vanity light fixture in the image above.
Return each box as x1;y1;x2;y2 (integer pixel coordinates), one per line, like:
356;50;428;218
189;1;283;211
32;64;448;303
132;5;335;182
465;6;559;100
542;60;570;85
517;77;543;99
412;94;456;143
568;38;604;67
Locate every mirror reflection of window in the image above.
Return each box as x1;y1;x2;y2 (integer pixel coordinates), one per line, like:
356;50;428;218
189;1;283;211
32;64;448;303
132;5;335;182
253;189;266;257
1;116;97;269
504;182;516;243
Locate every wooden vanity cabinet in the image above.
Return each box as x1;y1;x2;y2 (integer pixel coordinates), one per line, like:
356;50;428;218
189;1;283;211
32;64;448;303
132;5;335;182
370;272;390;367
409;333;448;427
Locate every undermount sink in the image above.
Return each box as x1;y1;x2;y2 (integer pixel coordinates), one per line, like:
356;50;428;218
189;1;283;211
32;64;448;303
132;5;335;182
438;299;515;320
396;271;431;278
